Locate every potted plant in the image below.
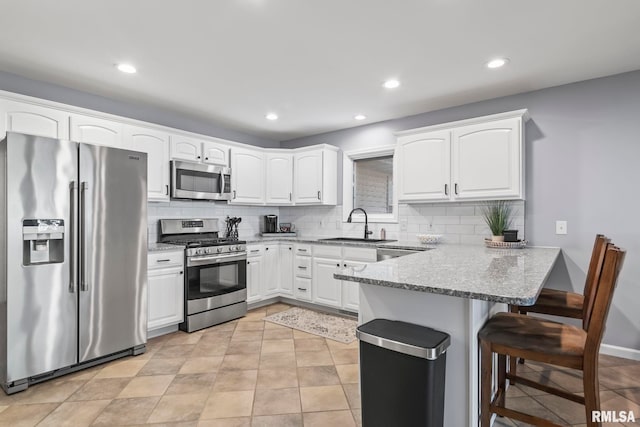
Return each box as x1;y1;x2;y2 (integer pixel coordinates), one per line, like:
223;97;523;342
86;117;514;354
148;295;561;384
481;200;513;242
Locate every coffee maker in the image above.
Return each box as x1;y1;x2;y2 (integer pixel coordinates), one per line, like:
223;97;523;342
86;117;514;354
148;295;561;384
263;215;278;233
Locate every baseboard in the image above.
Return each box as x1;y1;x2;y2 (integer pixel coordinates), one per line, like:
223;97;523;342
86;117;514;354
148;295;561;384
148;324;179;339
600;344;640;361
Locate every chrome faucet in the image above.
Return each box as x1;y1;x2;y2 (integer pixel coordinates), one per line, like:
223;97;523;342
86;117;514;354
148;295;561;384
347;208;373;239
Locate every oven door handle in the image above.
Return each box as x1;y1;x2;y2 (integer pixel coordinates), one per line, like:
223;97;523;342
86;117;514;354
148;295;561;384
187;253;247;267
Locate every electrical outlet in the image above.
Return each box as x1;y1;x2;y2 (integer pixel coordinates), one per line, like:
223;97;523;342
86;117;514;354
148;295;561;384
400;218;408;231
319;219;324;228
555;220;567;235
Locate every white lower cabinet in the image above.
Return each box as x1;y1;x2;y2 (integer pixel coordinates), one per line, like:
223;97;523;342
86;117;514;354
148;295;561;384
341;260;368;311
244;242;375;313
279;244;294;295
312;257;343;308
246;245;264;304
147;251;184;332
263;244;280;297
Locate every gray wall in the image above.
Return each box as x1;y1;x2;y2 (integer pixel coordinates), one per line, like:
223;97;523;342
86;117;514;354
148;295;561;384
282;70;640;351
0;70;279;148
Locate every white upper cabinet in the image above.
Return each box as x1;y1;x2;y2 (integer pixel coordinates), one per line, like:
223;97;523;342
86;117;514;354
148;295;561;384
293;146;338;205
125;125;170;202
170;135;202;162
451;117;521;200
396;110;527;202
230;147;265;204
266;151;294;205
170;135;229;166
70;114;123;148
0;99;69;139
397;130;451;201
202;141;229;166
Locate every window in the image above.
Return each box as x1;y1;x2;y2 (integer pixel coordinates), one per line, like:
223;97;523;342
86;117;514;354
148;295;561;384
343;146;397;223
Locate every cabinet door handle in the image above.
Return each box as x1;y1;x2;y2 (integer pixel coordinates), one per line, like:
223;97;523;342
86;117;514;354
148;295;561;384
233;190;237;199
266;247;269;251
165;184;169;195
197;156;201;159
205;157;209;160
454;183;459;195
444;184;448;196
289;247;292;250
297;266;307;269
156;259;171;263
250;249;260;253
317;190;321;200
336;263;340;267
289;192;292;201
344;263;347;267
179;271;183;275
297;287;307;291
247;261;250;265
298;248;307;252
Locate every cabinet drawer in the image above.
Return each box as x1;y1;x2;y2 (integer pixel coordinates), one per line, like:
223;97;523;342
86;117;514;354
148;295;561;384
148;251;183;270
294;277;312;301
313;244;342;259
343;247;377;262
247;245;264;257
294;244;312;256
295;256;312;278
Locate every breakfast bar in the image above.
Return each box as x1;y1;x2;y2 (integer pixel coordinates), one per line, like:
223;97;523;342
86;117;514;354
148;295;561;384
335;245;561;427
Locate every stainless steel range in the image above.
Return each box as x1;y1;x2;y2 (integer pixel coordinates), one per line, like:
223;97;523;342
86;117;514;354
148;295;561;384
160;219;247;332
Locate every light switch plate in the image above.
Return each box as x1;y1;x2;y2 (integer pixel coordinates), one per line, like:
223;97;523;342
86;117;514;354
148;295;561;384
555;220;568;235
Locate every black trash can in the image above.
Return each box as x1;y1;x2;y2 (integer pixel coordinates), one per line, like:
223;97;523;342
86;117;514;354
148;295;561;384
356;319;451;427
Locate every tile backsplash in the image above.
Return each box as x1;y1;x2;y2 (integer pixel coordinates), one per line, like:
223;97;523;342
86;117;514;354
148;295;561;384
147;201;278;243
148;200;524;246
280;201;525;245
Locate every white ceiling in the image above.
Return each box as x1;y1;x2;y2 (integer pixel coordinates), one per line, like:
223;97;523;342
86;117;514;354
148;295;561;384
1;1;639;141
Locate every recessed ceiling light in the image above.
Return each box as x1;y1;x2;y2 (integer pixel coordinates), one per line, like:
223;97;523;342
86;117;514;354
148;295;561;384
486;58;509;69
116;63;137;74
354;114;367;121
265;113;278;121
383;79;400;89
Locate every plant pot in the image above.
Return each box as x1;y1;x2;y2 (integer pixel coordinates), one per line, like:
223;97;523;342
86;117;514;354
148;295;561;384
491;235;505;242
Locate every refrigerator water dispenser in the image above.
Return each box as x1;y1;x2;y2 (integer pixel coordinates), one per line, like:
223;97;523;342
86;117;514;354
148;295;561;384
23;219;65;265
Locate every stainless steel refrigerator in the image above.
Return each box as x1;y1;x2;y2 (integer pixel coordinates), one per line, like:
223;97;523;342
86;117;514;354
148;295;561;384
0;132;148;394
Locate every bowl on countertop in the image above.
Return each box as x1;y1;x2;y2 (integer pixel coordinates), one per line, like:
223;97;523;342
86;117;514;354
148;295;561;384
417;234;442;244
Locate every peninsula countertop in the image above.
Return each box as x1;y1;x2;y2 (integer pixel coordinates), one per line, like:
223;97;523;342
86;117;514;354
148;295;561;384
335;244;561;305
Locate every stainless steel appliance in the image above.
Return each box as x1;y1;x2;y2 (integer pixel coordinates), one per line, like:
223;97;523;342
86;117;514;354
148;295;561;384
263;215;278;233
376;247;429;261
171;160;232;201
0;132;147;394
160;219;247;332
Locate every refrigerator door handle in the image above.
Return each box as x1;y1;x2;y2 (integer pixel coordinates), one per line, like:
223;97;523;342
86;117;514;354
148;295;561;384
80;181;89;292
69;181;78;293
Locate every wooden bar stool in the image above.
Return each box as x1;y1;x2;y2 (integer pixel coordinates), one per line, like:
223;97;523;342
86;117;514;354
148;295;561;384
478;245;626;427
509;234;609;378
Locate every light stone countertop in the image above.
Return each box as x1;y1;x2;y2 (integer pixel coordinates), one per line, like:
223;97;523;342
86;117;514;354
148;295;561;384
148;242;185;253
243;236;434;251
335;244;561;305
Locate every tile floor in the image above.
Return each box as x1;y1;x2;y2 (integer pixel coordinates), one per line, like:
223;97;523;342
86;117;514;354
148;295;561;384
0;302;637;426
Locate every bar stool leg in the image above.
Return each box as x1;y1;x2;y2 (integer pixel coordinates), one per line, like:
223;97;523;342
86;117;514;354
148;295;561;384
583;356;601;427
480;339;493;427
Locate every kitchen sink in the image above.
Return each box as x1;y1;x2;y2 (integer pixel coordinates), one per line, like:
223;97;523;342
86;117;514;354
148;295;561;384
319;237;397;243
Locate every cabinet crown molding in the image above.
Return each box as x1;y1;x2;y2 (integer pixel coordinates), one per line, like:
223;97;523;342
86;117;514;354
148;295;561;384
394;109;529;137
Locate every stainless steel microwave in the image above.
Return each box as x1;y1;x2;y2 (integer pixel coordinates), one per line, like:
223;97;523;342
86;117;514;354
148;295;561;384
171;160;232;201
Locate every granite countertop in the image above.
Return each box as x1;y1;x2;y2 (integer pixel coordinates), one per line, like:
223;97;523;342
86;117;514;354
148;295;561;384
148;242;185;252
335;244;561;305
244;236;434;251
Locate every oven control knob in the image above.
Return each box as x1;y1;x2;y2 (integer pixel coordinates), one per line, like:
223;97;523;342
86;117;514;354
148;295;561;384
235;246;241;252
217;247;223;253
197;249;204;255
